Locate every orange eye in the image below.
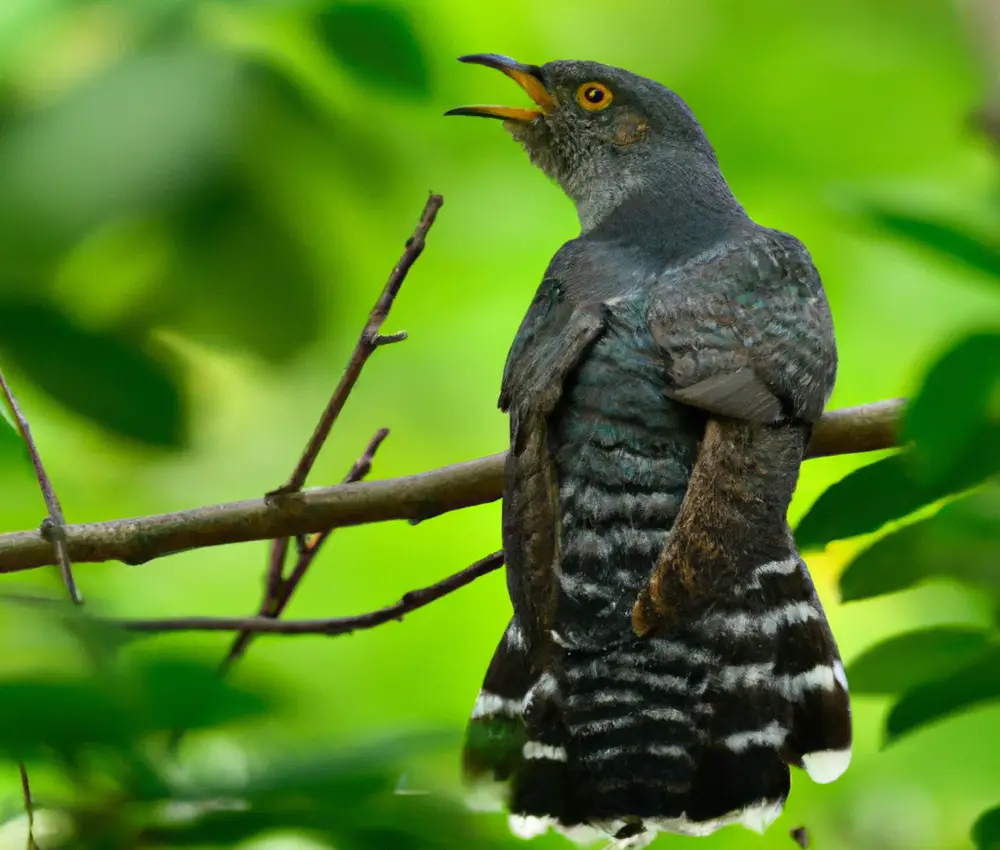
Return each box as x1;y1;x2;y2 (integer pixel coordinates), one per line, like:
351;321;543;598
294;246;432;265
576;82;613;111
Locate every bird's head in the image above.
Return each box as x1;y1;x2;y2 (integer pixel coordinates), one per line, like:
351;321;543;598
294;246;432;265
447;55;724;230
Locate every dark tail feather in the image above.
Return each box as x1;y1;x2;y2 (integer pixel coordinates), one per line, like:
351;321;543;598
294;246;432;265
463;555;851;847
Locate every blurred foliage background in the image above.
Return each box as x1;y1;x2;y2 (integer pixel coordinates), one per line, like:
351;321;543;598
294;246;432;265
0;0;999;847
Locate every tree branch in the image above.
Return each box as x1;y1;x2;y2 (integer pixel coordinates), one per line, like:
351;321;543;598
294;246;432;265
0;398;903;574
224;428;390;669
271;194;442;497
109;550;504;636
0;369;82;602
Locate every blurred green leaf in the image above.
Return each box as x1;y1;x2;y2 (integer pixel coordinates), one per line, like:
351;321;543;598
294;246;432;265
152;176;323;363
0;47;245;269
0;299;186;447
0;678;134;762
315;4;430;98
846;626;994;694
0;397;30;468
839;486;1000;601
903;332;1000;484
886;648;1000;744
796;423;1000;549
974;805;1000;850
863;206;1000;283
127;656;273;732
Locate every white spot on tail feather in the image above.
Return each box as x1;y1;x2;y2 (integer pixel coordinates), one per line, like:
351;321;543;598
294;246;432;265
522;741;567;761
700;600;819;637
777;664;838;700
470;691;522;720
722;720;788;752
753;557;799;579
833;660;849;691
803;747;851;783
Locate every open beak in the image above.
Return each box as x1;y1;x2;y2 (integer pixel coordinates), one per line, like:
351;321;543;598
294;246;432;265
445;54;555;122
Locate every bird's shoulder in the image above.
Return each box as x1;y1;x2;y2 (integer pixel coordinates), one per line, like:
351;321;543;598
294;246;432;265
651;225;824;300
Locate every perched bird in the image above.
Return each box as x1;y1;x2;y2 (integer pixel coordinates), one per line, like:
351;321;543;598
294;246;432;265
447;55;851;848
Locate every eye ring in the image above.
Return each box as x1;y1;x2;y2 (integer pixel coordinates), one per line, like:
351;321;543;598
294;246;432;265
576;82;613;111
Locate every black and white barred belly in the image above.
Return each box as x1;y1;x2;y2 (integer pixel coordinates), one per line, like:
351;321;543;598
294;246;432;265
462;307;851;847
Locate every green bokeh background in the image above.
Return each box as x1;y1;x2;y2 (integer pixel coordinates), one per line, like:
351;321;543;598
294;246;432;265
0;1;998;848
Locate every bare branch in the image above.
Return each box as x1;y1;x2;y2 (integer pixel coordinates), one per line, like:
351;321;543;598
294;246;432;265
804;397;901;457
223;428;390;669
270;193;443;498
0;399;904;574
110;550;504;636
0;369;81;603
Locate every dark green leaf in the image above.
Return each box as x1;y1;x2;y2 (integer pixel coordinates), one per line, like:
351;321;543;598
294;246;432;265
846;627;994;694
903;332;1000;484
0;678;135;762
839;487;1000;601
127;656;273;732
796;423;1000;549
0;299;186;447
315;4;429;97
863;207;1000;283
973;805;1000;850
885;647;1000;744
156;176;323;363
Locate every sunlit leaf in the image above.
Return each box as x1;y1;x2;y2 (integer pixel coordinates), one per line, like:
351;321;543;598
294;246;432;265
315;4;430;97
903;332;1000;484
885;647;1000;744
863;206;1000;283
973;805;1000;850
0;299;186;447
839;487;1000;601
796;423;1000;549
846;627;994;694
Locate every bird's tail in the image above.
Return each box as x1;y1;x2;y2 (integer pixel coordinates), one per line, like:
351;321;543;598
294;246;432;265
461;556;851;848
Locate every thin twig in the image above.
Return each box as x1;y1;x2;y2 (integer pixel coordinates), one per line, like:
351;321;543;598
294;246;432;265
270;193;443;498
222;428;390;670
19;763;36;850
0;399;904;574
0;369;82;603
110;550;504;636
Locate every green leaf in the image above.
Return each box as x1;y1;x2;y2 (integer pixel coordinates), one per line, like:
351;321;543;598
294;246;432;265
157;176;323;363
973;805;1000;850
0;299;186;447
0;399;30;468
903;332;1000;484
839;487;1000;602
885;647;1000;744
126;655;274;733
863;207;1000;283
0;678;135;762
0;47;245;269
846;627;994;694
315;4;430;98
796;423;1000;549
